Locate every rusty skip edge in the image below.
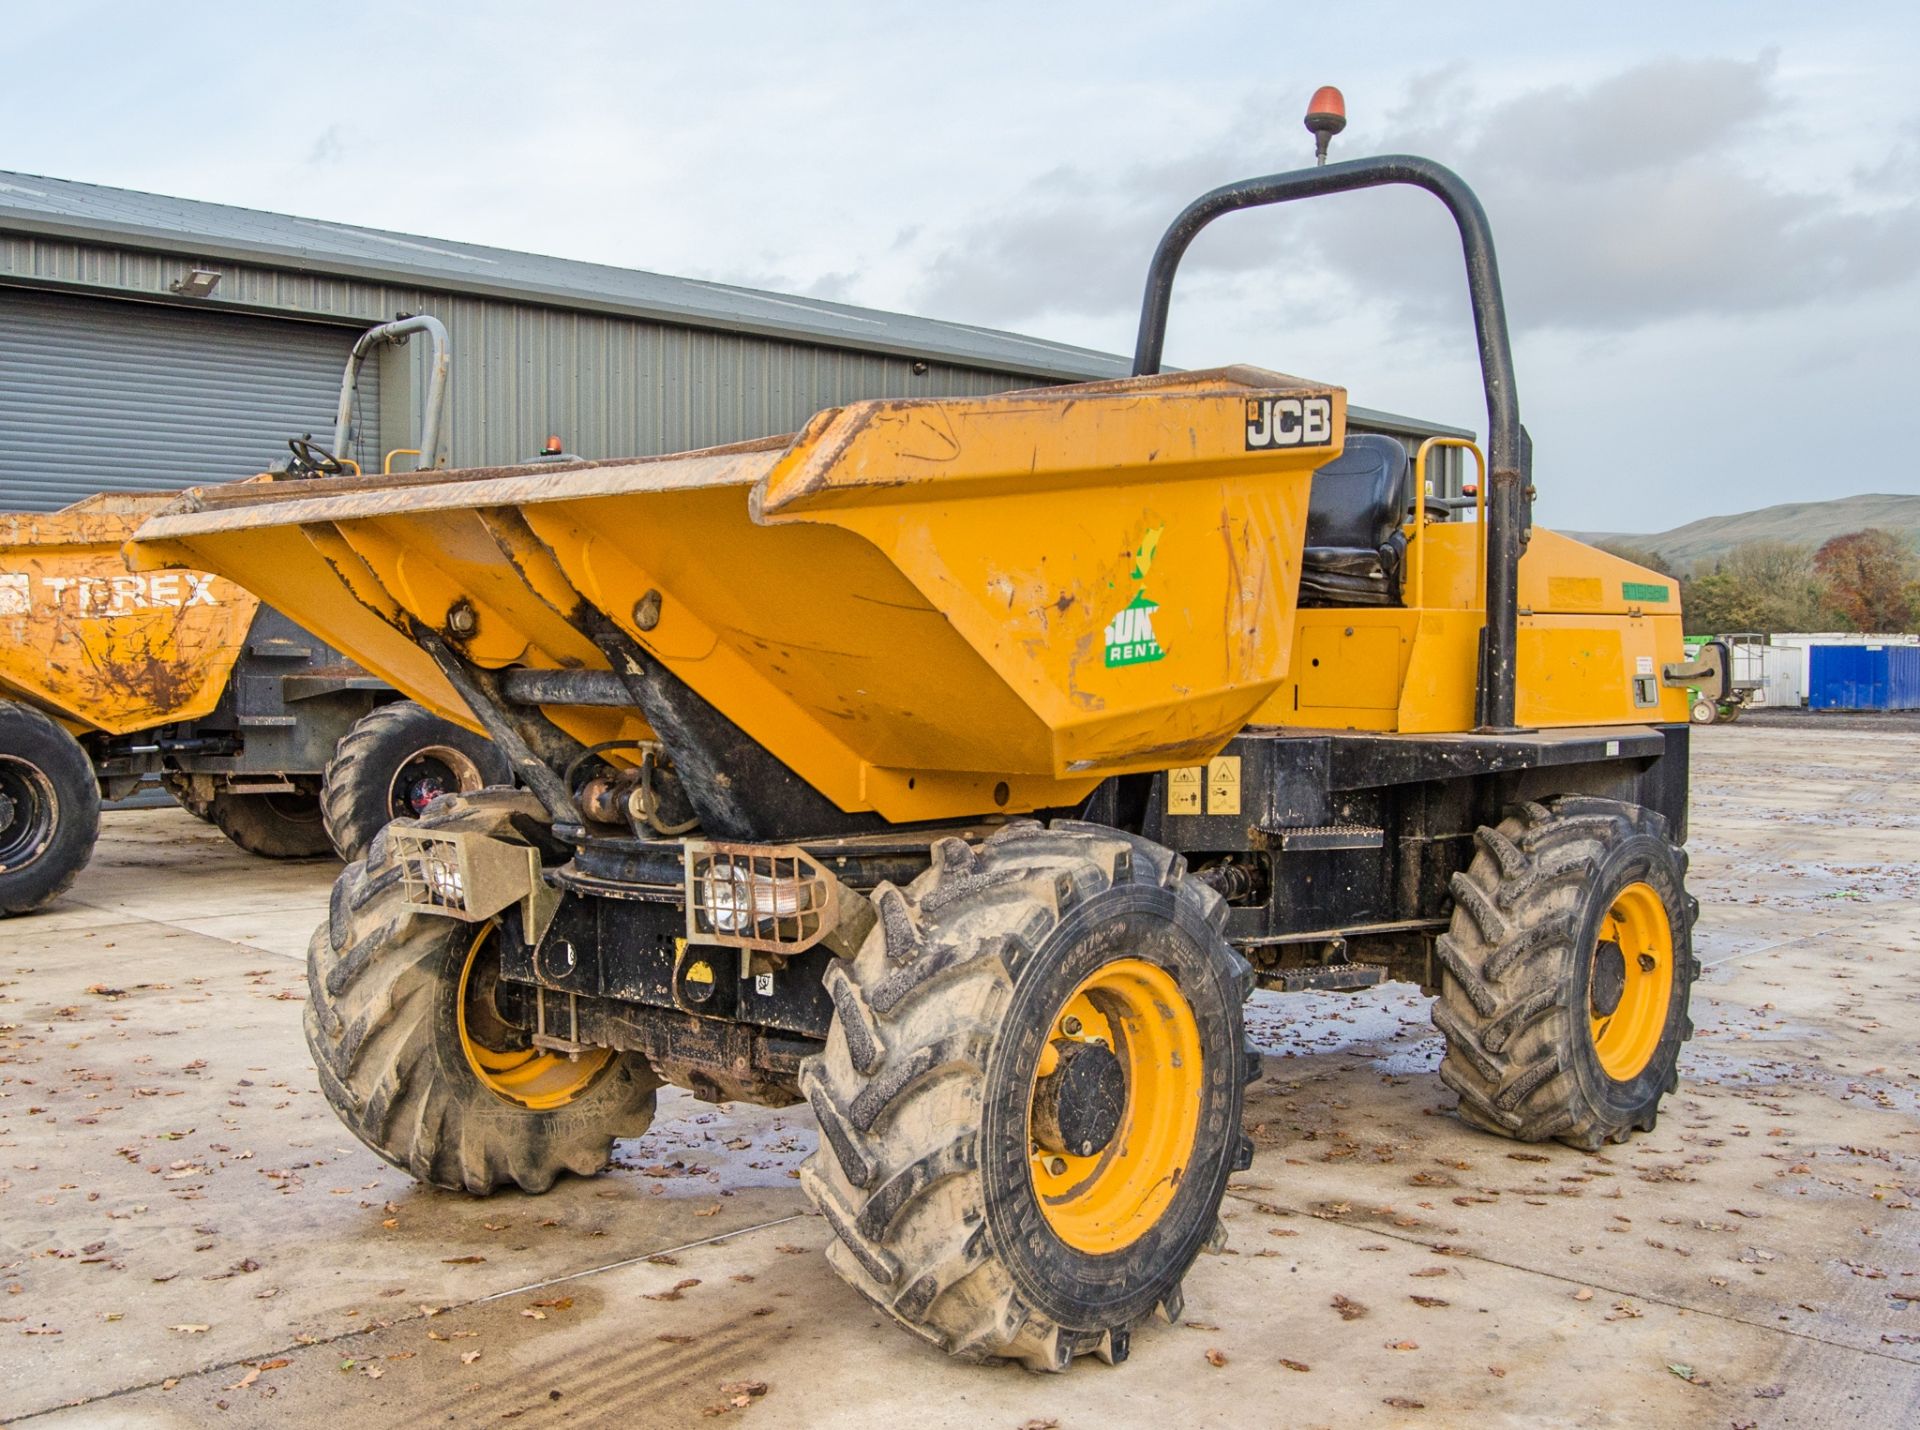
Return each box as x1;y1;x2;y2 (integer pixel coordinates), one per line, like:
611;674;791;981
125;368;1343;548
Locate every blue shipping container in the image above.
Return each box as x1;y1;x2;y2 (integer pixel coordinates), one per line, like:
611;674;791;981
1808;644;1920;711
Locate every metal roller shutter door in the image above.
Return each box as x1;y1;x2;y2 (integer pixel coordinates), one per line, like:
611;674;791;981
0;287;377;513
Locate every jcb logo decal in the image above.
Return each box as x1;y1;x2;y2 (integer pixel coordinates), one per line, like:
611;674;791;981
1245;396;1333;450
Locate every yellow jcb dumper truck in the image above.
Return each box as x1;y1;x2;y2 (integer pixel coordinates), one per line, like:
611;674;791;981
0;319;506;915
128;102;1706;1371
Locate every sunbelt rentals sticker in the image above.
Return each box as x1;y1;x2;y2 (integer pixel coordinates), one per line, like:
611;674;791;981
1104;526;1165;668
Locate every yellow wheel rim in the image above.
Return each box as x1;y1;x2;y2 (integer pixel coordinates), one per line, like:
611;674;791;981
456;925;610;1110
1587;881;1674;1081
1028;957;1204;1254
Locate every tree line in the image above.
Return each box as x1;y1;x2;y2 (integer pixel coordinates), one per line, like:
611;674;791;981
1597;529;1920;637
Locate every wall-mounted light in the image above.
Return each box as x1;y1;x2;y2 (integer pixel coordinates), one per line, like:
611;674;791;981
169;268;222;298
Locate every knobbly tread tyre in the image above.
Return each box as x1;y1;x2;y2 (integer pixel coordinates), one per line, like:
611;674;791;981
0;700;101;917
321;700;511;864
208;790;335;859
1432;795;1698;1152
306;789;658;1194
159;773;214;822
800;820;1251;1372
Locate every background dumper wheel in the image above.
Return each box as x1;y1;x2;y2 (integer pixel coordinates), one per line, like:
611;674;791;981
0;700;101;917
307;790;658;1193
1688;697;1717;726
322;700;510;863
208;789;334;858
1432;795;1698;1151
800;820;1251;1371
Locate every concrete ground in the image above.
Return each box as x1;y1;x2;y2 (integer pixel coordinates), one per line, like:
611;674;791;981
4;718;1919;1427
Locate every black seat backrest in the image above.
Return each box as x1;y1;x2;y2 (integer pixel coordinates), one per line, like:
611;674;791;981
1304;434;1409;551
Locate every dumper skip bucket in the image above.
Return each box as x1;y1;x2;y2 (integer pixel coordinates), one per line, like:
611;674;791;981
130;367;1344;821
2;494;257;735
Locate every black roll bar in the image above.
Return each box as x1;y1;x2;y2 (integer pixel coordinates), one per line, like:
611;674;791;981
1131;154;1530;731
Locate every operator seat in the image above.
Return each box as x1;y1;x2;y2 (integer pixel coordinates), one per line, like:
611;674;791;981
1298;434;1410;607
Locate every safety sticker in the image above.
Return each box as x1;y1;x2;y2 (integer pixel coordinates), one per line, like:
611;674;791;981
1167;766;1203;815
1206;755;1241;815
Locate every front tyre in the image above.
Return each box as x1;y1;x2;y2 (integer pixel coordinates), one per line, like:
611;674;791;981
801;821;1250;1371
321;701;510;863
0;701;101;916
1433;796;1697;1151
307;791;658;1193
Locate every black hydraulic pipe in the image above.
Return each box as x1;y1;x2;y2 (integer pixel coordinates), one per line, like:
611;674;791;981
1132;154;1529;731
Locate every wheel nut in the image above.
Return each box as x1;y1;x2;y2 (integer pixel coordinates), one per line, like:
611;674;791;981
1045;1156;1067;1176
1637;952;1656;973
1060;1015;1082;1036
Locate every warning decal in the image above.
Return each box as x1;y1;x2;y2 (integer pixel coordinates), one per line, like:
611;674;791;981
1206;756;1241;815
1167;766;1202;815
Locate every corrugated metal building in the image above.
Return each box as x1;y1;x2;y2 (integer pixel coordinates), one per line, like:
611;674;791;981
0;170;1469;513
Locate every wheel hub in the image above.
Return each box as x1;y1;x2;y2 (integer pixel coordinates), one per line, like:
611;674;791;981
1032;1038;1127;1158
1589;939;1627;1017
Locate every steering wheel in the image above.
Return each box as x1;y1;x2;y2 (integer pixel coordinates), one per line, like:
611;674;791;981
287;436;349;476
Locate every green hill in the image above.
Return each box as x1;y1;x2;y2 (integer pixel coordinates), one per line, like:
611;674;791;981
1575;492;1920;571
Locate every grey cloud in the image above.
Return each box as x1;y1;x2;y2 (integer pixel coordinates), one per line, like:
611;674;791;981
910;54;1920;338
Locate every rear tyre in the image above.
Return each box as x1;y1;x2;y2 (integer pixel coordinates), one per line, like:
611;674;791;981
160;773;214;822
308;790;658;1193
0;701;101;917
1688;698;1717;725
321;701;509;863
801;821;1250;1371
1432;796;1697;1151
208;789;334;858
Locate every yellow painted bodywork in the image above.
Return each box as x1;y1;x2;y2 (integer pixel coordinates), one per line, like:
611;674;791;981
126;364;1683;823
0;494;257;736
1258;524;1688;731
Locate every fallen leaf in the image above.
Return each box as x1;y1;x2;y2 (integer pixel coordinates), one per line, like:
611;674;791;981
1387;1339;1419;1351
1410;1296;1449;1309
532;1297;573;1311
1573;1287;1594;1302
644;1277;702;1302
521;1309;546;1321
258;1359;289;1371
1184;1320;1220;1331
1410;1267;1449;1279
224;1368;260;1392
170;1323;210;1334
1489;1366;1507;1378
442;1256;487;1265
1382;1397;1425;1410
1278;1358;1311;1372
1754;1385;1786;1399
462;1350;482;1365
1331;1294;1368;1321
1667;1363;1709;1386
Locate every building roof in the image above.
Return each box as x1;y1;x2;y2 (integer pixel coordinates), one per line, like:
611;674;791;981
0;169;1467;435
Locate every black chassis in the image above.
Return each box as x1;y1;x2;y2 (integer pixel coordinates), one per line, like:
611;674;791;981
86;605;400;801
478;668;1690;1111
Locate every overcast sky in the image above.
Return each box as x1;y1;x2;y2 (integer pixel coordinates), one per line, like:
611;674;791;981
4;1;1915;530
